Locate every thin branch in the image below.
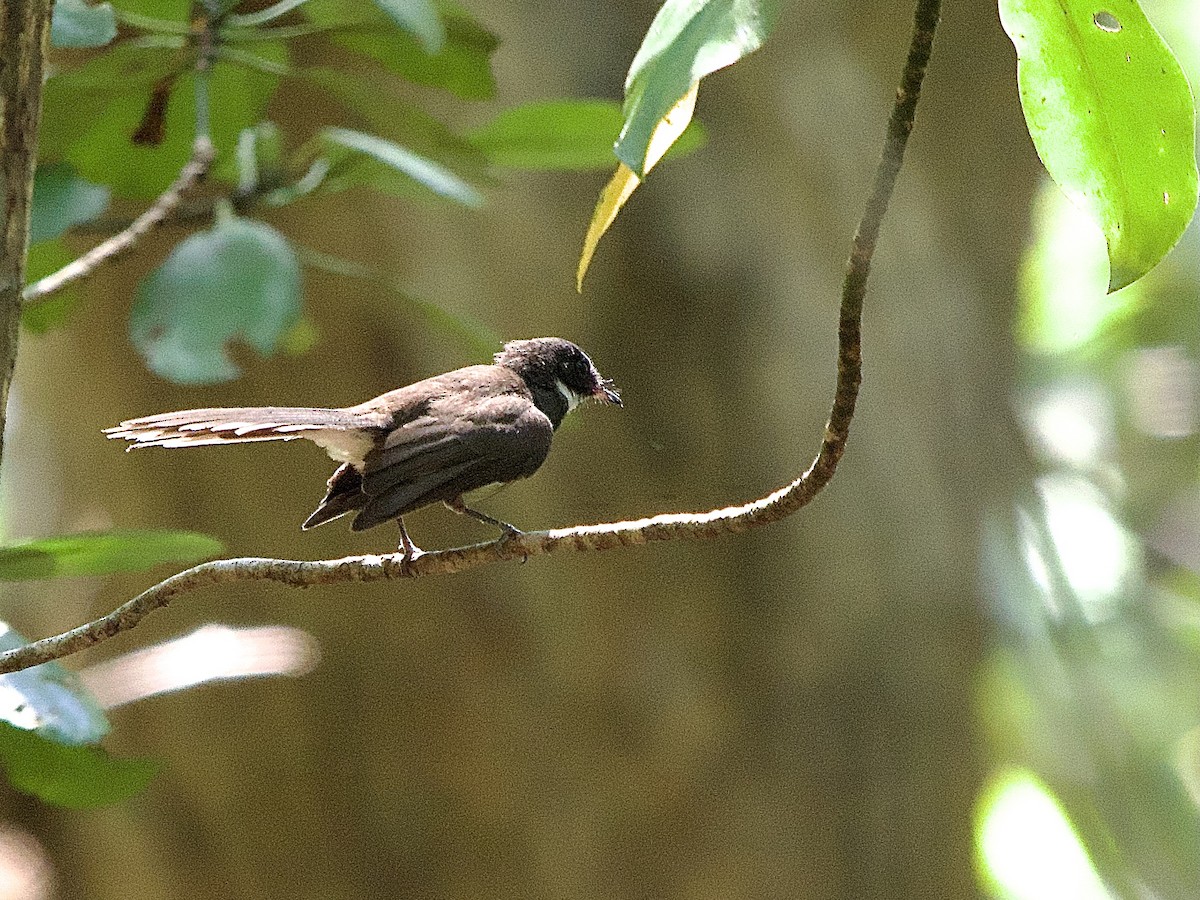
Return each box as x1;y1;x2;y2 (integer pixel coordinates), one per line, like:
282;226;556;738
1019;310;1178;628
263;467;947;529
0;0;942;676
21;137;216;305
22;2;222;307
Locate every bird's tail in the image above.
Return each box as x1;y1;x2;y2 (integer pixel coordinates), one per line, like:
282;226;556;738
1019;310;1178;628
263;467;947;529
104;407;365;450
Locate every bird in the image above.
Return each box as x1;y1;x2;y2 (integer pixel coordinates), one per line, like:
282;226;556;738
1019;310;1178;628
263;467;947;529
105;337;621;562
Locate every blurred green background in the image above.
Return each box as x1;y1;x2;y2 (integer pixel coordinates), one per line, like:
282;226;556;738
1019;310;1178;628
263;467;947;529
2;0;1199;897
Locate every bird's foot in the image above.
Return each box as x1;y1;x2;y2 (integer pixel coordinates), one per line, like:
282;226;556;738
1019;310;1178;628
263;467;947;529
396;519;423;573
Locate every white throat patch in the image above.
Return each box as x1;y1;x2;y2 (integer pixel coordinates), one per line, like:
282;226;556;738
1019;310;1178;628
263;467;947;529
555;379;583;413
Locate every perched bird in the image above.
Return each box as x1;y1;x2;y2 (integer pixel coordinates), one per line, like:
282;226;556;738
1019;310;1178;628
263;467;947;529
106;338;621;561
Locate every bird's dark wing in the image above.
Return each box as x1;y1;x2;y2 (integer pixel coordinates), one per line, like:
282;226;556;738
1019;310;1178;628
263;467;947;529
351;392;554;531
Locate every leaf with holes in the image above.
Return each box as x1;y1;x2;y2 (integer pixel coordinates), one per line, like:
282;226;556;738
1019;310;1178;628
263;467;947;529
131;216;302;383
1000;0;1199;291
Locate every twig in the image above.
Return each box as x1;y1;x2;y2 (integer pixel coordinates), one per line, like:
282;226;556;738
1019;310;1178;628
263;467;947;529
0;0;942;675
21;137;216;304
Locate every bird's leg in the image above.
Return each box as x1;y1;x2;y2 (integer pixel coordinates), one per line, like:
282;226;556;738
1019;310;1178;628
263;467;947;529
445;496;522;540
396;517;423;567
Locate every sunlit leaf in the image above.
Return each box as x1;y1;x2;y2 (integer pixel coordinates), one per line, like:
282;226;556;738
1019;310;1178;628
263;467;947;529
617;0;777;176
999;0;1199;291
51;0;117;48
131;215;302;383
578;86;697;290
468;98;706;171
321;126;483;206
0;529;224;581
1018;180;1142;353
30;164;110;243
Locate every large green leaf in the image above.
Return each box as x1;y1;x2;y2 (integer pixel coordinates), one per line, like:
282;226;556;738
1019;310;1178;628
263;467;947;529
320;127;483;206
617;0;778;176
1000;0;1199;291
131;216;302;383
40;42;287;199
303;0;496;100
0;723;157;808
0;529;224;581
30;164;110;243
51;0;118;47
468;98;707;171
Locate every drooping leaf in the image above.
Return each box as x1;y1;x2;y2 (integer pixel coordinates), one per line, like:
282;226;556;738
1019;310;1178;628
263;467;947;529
320;126;483;206
617;0;778;176
303;0;496;100
999;0;1199;291
51;0;118;48
131;216;302;383
468;98;706;171
0;530;224;582
0;722;158;808
370;0;444;54
578;86;697;289
30;164;110;243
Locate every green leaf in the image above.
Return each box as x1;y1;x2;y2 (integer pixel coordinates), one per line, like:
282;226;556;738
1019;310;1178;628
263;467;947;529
30;164;110;243
370;0;444;54
0;626;154;807
0;722;157;808
301;66;487;179
321;126;483;206
40;42;287;199
22;241;82;334
304;0;496;100
131;216;302;383
468;98;707;171
999;0;1199;291
0;529;224;581
617;0;778;176
52;0;118;47
0;625;109;744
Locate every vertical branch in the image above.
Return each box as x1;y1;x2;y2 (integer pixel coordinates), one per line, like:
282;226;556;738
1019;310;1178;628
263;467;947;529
0;0;54;464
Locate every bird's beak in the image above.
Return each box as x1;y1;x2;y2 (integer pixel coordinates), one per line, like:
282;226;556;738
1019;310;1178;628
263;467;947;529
594;379;622;407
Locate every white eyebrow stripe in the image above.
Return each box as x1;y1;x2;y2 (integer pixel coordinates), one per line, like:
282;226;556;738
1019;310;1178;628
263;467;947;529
555;379;582;412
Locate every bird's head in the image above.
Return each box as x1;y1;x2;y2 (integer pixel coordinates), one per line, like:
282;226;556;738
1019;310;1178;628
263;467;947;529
495;338;621;427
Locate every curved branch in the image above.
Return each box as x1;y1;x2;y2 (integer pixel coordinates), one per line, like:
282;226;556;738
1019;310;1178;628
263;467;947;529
0;0;942;676
21;137;216;304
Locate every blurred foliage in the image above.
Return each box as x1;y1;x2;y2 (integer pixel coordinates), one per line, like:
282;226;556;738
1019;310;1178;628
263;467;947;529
0;626;157;808
984;5;1200;892
0;530;223;581
32;0;711;385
